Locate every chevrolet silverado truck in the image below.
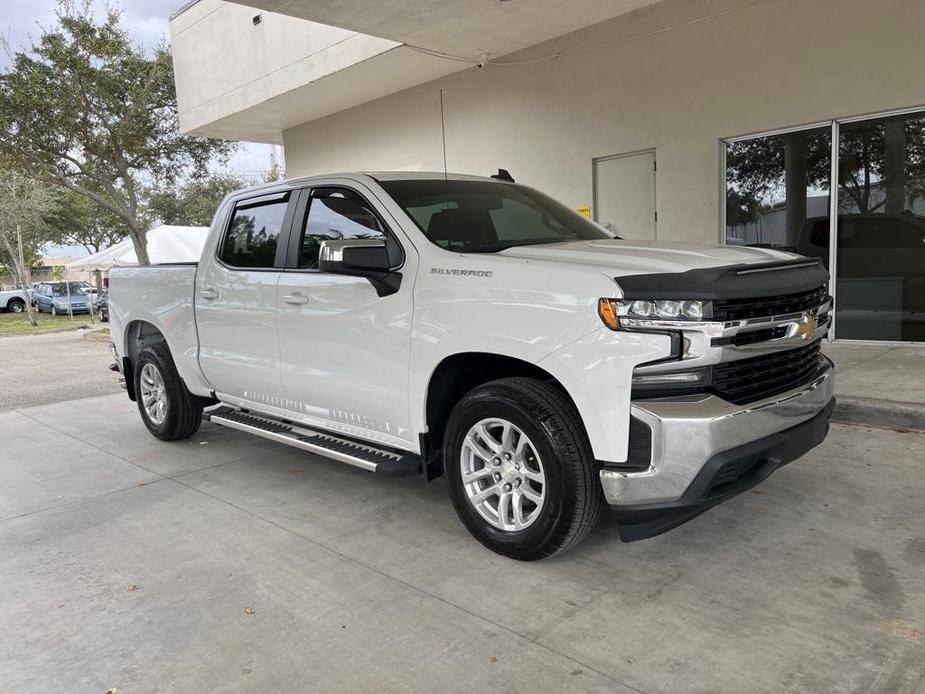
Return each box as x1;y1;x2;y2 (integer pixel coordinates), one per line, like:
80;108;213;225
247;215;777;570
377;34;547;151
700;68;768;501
109;172;834;560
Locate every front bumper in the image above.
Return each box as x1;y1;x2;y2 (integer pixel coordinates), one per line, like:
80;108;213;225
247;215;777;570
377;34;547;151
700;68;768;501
602;362;835;541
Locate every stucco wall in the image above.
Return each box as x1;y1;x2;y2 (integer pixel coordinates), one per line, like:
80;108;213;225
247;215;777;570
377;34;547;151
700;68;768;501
282;0;925;243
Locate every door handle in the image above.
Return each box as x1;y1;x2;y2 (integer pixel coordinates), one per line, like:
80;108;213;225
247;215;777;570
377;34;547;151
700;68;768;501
282;292;309;305
200;287;219;300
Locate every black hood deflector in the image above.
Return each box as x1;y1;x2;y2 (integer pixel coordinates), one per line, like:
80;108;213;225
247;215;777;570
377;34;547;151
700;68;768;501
615;258;828;300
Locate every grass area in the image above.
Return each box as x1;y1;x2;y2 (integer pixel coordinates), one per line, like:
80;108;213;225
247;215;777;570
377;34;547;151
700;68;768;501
0;311;99;335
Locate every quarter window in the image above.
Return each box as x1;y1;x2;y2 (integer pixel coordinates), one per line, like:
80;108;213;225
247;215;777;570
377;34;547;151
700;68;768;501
300;190;386;269
221;195;289;268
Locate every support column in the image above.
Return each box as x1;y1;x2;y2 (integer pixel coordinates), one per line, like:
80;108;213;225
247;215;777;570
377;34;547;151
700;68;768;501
884;119;906;215
784;133;808;247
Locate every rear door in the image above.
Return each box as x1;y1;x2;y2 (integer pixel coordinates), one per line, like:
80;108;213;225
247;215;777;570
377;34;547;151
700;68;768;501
274;183;415;449
195;190;295;406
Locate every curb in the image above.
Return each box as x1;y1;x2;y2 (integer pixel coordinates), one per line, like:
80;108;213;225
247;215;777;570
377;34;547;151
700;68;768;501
832;396;925;432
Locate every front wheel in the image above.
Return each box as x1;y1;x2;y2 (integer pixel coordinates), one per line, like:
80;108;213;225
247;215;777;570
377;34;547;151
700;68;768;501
134;342;204;441
443;377;603;560
50;305;57;316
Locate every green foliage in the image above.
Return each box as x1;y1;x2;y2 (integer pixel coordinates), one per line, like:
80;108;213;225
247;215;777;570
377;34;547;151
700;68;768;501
0;168;54;324
0;2;237;263
45;189;127;253
144;173;247;227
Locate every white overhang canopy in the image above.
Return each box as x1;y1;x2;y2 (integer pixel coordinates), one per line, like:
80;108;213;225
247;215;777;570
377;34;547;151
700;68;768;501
232;0;662;62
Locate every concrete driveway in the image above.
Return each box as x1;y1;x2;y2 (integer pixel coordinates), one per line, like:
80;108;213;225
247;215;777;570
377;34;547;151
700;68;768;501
2;394;924;693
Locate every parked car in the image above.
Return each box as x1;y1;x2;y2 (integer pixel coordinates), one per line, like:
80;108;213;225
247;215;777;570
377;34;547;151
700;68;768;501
110;172;834;559
0;288;28;313
95;290;109;322
32;282;93;315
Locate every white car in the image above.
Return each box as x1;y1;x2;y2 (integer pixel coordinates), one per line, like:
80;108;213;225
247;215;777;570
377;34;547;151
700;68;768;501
109;172;835;559
0;288;28;313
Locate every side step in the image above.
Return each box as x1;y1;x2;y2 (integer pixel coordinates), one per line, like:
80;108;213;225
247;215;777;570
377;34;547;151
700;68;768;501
204;407;421;477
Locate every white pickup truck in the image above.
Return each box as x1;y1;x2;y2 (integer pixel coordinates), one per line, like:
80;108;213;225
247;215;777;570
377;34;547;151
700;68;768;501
0;288;28;313
110;172;835;559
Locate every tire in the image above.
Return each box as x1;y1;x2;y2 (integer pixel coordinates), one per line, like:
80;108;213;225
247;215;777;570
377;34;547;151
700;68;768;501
50;304;57;316
443;377;603;560
8;298;25;313
134;341;204;441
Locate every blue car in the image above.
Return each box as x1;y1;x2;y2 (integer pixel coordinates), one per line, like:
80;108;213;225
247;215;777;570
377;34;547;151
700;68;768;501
32;282;92;316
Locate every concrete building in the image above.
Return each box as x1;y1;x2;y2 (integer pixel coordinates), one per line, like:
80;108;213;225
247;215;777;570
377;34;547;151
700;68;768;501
169;0;925;343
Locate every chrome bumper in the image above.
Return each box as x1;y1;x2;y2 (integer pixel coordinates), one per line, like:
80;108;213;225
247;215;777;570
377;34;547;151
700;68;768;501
601;362;835;506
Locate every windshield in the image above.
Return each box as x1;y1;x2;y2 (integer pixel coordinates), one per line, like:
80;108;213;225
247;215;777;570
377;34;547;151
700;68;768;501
51;283;90;297
379;179;612;253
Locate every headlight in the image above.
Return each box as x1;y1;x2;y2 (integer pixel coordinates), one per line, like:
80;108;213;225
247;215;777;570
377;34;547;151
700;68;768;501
598;298;708;329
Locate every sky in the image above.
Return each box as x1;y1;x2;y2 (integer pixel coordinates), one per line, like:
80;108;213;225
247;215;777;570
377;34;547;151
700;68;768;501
2;0;274;256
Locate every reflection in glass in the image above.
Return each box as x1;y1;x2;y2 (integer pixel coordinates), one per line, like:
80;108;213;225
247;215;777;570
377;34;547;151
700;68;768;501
836;113;925;341
725;128;831;263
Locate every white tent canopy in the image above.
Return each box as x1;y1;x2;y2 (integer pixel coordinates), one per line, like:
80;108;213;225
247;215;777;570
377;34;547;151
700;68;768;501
66;225;209;272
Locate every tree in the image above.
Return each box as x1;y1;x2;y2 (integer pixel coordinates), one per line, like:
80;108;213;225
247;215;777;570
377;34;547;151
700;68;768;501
46;189;126;254
144;173;246;227
0;2;236;265
0;168;54;327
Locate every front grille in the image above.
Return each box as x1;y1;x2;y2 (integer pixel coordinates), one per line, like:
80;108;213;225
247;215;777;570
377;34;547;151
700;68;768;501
712;342;824;405
708;457;767;497
713;325;788;347
713;285;828;321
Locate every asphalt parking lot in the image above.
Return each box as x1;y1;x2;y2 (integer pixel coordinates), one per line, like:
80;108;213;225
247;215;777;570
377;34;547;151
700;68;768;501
2;392;924;693
0;329;122;412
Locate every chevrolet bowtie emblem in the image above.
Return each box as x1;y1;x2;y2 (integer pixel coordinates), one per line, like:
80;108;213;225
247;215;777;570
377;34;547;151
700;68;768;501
796;314;817;340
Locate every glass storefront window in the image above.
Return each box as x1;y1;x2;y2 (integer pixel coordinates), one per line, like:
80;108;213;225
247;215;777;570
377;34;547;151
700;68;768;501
836;114;925;341
725;127;830;263
724;109;925;343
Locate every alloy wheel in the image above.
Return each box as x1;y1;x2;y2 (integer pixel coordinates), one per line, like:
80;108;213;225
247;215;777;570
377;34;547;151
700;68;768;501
460;417;546;531
139;362;168;426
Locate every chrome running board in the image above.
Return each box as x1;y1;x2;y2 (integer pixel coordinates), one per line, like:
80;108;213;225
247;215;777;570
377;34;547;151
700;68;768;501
204;407;420;476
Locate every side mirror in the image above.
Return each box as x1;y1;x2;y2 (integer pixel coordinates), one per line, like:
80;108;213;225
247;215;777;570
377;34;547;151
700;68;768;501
318;239;390;276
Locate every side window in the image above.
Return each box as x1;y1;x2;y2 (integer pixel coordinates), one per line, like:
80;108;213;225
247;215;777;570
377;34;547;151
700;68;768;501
300;190;385;270
220;195;289;268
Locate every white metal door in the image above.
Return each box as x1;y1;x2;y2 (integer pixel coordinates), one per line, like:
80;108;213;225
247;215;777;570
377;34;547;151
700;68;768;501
594;150;657;240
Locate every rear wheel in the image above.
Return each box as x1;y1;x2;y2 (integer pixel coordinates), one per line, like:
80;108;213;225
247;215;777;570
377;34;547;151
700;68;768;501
7;298;24;313
134;342;204;441
443;377;603;560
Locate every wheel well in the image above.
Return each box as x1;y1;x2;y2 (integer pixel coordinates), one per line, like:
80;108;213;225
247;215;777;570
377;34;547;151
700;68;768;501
424;352;574;457
7;296;25;306
125;320;168;367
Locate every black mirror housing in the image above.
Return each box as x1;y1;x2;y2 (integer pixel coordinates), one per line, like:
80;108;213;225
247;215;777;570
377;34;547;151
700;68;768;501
318;240;390;276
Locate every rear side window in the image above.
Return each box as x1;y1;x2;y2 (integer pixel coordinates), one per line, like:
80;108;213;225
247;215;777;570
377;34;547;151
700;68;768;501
221;194;290;268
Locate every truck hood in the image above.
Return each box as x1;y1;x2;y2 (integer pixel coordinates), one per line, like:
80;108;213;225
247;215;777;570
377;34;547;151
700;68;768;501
496;239;799;277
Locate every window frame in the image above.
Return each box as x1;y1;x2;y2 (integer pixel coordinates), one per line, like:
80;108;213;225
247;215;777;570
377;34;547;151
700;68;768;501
283;185;405;273
216;189;295;272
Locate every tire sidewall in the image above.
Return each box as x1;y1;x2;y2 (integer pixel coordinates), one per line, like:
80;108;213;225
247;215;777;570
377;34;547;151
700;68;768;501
443;388;571;558
134;346;179;439
9;300;24;313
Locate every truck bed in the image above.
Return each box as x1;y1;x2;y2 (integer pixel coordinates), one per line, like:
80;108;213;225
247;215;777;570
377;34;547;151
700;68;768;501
109;264;210;396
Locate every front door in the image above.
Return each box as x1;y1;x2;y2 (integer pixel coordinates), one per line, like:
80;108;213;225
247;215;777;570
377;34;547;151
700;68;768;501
196;190;293;406
275;184;414;450
594;150;657;240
